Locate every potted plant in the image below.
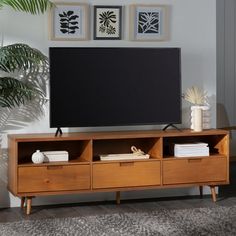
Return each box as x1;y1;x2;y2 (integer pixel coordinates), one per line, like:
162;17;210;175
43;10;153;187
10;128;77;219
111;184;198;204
0;0;52;130
0;0;53;204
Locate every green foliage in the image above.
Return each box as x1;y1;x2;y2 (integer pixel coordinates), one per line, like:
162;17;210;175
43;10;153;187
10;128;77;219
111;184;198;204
0;1;51;136
0;0;51;112
0;43;47;73
0;44;48;108
0;77;44;108
0;0;52;14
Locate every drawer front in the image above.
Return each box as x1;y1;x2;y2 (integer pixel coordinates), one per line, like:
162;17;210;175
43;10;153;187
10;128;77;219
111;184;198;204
18;164;90;193
163;157;227;185
92;161;161;189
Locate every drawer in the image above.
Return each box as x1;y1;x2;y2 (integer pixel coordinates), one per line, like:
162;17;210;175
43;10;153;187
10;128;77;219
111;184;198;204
92;161;161;189
163;157;227;185
18;164;90;193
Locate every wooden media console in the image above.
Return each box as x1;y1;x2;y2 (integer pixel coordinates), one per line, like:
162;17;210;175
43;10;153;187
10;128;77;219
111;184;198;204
8;129;229;214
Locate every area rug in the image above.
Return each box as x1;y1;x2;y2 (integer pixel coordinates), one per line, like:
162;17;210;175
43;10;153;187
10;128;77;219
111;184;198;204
1;205;236;236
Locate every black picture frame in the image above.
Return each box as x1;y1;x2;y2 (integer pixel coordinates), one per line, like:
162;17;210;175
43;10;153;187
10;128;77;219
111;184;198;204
94;5;122;40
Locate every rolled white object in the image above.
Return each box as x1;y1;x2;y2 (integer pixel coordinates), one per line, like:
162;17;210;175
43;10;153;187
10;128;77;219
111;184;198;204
193;107;203;132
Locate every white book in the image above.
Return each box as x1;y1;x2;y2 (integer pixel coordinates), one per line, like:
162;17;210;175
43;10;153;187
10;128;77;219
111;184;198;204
174;147;209;153
175;149;209;157
174;142;208;148
175;152;209;157
43;151;69;162
175;153;209;157
43;151;68;156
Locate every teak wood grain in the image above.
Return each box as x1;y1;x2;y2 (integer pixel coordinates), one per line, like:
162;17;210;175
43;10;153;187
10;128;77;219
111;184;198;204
162;157;227;185
7;129;229;214
18;165;90;192
92;161;161;189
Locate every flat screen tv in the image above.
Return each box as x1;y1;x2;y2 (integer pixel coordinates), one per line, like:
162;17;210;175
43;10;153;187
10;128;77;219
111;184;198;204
49;47;181;128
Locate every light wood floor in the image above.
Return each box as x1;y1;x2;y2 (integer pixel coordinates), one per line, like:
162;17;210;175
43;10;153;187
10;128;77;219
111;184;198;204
1;162;235;223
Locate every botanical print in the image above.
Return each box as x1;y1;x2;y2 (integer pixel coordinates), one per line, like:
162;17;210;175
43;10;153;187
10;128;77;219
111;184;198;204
136;9;161;36
99;10;117;35
59;10;79;34
138;11;160;34
130;5;168;41
94;6;121;39
54;6;82;38
51;4;88;40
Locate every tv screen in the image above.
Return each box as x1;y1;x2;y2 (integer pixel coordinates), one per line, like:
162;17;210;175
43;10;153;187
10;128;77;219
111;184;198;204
49;47;181;128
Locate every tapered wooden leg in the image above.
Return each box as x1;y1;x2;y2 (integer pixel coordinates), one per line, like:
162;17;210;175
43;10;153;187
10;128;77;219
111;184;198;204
116;191;121;205
26;197;32;215
21;197;26;209
199;186;203;198
210;186;217;202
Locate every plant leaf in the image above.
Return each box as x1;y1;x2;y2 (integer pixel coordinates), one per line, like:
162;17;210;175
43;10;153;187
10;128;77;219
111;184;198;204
69;15;79;21
0;77;45;108
0;0;53;14
0;43;48;73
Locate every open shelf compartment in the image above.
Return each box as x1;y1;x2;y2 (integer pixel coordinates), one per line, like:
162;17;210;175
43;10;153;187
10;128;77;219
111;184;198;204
163;134;228;158
18;140;92;165
92;137;162;161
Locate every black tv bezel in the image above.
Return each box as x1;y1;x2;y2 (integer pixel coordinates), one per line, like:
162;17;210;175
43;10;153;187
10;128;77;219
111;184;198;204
49;47;182;129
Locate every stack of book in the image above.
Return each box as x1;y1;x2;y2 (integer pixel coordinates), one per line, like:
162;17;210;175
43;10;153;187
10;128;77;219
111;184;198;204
174;143;209;157
43;151;69;162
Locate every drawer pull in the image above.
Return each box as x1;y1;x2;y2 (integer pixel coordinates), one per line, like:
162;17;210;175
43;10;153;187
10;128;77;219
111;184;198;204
188;159;202;163
44;179;50;183
120;162;134;167
47;166;63;170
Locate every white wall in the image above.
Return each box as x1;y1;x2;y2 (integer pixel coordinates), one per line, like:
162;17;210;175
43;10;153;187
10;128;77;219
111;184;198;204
0;0;217;208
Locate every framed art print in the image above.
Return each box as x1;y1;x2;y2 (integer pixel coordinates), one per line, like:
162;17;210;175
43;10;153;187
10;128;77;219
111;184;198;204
50;3;89;40
130;5;169;41
94;5;122;40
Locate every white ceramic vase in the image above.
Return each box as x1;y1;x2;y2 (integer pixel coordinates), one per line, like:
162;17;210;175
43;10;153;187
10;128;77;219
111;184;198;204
191;105;211;131
31;150;44;164
193;107;203;131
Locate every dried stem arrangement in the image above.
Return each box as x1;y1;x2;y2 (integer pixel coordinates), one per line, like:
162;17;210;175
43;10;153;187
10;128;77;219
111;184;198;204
183;86;207;105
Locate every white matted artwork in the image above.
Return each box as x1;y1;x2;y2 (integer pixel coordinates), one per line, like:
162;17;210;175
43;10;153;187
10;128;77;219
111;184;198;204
94;6;122;40
130;5;169;41
50;3;89;40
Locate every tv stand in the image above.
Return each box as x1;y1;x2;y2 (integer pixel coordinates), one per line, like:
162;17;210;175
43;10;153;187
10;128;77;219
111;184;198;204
163;124;181;131
8;129;229;214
